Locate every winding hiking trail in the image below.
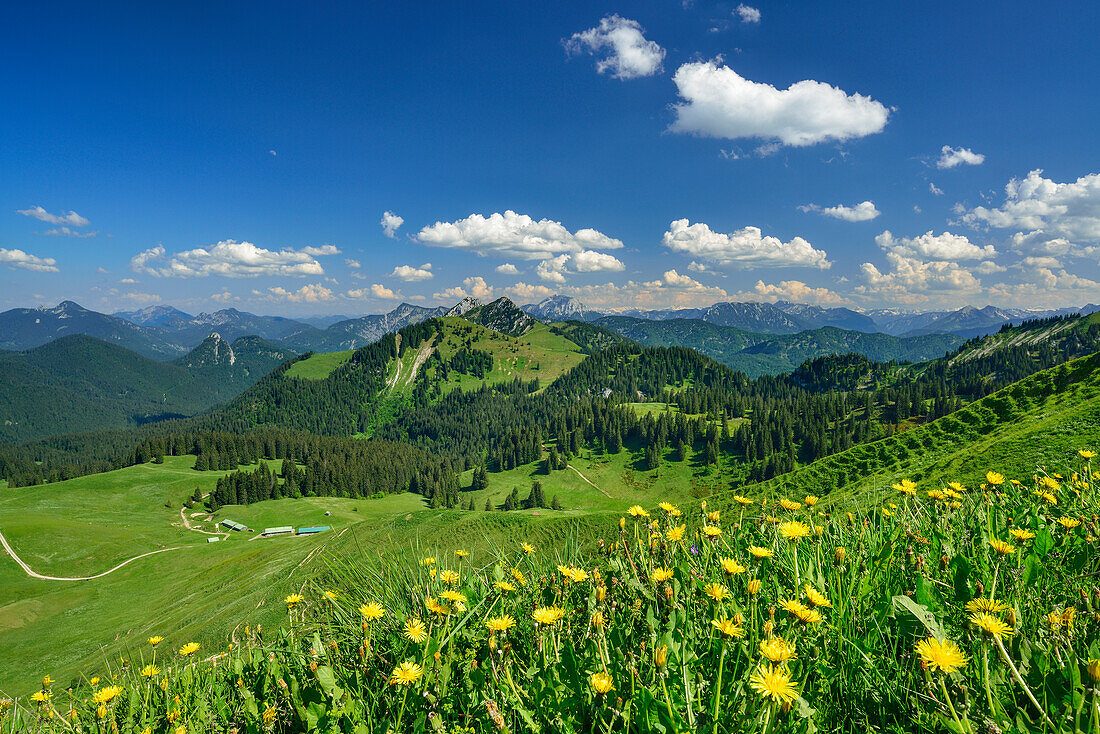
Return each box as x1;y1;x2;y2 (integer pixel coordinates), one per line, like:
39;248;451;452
0;529;188;582
179;506;228;538
566;464;611;498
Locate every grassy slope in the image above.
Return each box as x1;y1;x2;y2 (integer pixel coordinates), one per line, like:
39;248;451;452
283;350;354;379
722;351;1100;510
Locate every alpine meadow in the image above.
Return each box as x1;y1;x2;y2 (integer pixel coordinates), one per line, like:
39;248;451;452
2;2;1100;733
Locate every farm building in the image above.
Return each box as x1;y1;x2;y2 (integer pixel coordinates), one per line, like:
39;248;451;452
297;526;330;535
220;519;247;532
262;526;294;537
206;537;220;543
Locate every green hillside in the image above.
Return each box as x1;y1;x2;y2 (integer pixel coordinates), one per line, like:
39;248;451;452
0;334;294;443
722;349;1100;509
597;316;963;376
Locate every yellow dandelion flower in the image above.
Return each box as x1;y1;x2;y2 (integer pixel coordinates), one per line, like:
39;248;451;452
749;664;800;705
795;607;823;625
703;583;730;602
658;501;678;514
284;594;304;607
486;615;516;632
707;510;721;522
420;556;436;566
532;606;566;625
655;645;669;668
628;505;649;518
779;498;802;511
778;521;811;541
590;671;614;694
425;596;451;616
733;495;754;505
1080;450;1097;459
92;686;123;705
455;549;469;558
748;545;774;559
711;617;745;638
702;525;722;538
666;524;686;542
389;661;424;686
804;495;819;506
803;584;832;608
141;665;160;678
178;642;200;657
894;479;917;495
590;610;607;630
440;570;459;585
1047;611;1064;630
360;602;385;620
651;567;674;583
494;580;517;593
780;599;809;616
747;578;762;595
989;538;1017;555
440;590;467;605
1057;517;1081;529
1009;528;1036;541
720;557;746;575
148;636;164;646
760;637;797;663
965;597;1008;614
521;543;535;555
510;567;527;585
969;612;1014;640
986;471;1005;486
30;690;51;703
404;618;429;643
1087;660;1100;682
914;638;968;674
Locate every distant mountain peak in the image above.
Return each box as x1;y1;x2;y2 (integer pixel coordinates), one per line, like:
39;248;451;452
522;295;601;322
462;297;536;335
445;297;482;317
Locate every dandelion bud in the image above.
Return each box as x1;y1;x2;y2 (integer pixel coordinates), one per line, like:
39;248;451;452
309;661;317;672
664;584;673;600
655;644;668;669
763;620;775;636
596;585;607;602
96;705;107;720
619;517;626;530
1006;608;1017;626
834;547;847;563
1088;659;1100;682
815;525;824;536
733;613;744;626
768;606;776;619
747;579;762;595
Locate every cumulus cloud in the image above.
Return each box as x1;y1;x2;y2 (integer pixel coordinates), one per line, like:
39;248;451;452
572;250;626;273
505;282;556;302
876;230;996;261
986;266;1100;307
345;258;361;269
495;263;520;275
434;276;495;302
381;211;404;238
536;255;570;284
565;15;665;79
662;218;830;269
0;248;60;272
255;283;336;303
735;4;761;22
799;200;881;222
546;277;729;310
929;182;944;196
744;279;851;305
17;206;90;228
117;292;161;303
417;210;623;261
669;61;889;147
856;252;982;304
937;146;985;169
44;226;98;238
958;169;1100;255
390;263;434;281
130;240;337;278
371;284;397;299
210;291;239;303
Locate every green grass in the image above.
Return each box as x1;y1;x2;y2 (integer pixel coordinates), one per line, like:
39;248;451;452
283;350;354;380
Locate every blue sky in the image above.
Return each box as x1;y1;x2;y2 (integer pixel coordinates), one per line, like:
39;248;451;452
2;0;1098;315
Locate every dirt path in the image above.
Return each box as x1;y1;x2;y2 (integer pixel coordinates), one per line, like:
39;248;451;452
0;529;188;582
565;464;612;498
179;507;229;538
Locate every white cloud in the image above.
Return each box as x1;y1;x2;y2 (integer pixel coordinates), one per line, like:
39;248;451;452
44;226;97;238
255;283;336;303
974;261;1007;274
937;146;985;169
495;263;520;275
537;255;569;284
799;200;880;222
0;248;60;273
505;282;556;302
876;230;996;261
417;210;623;261
744;279;851;305
572;250;626;273
434;276;495;302
390;263;434;281
669;61;889;147
210;291;239;303
735;4;761;23
986;267;1100;307
117;292;161;303
16;206;90;228
381;211;404;238
929;182;944;196
548;277;729;310
268;150;277;157
856;252;982;304
371;284;397;299
959;169;1100;255
686;260;712;272
345;258;361;269
662;218;830;269
96;266;111;274
119;277;138;284
565;15;665;80
130;240;337;278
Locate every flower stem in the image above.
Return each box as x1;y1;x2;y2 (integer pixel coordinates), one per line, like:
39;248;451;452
712;644;726;734
994;636;1055;728
394;685;410;733
660;674;680;734
938;675;969;734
